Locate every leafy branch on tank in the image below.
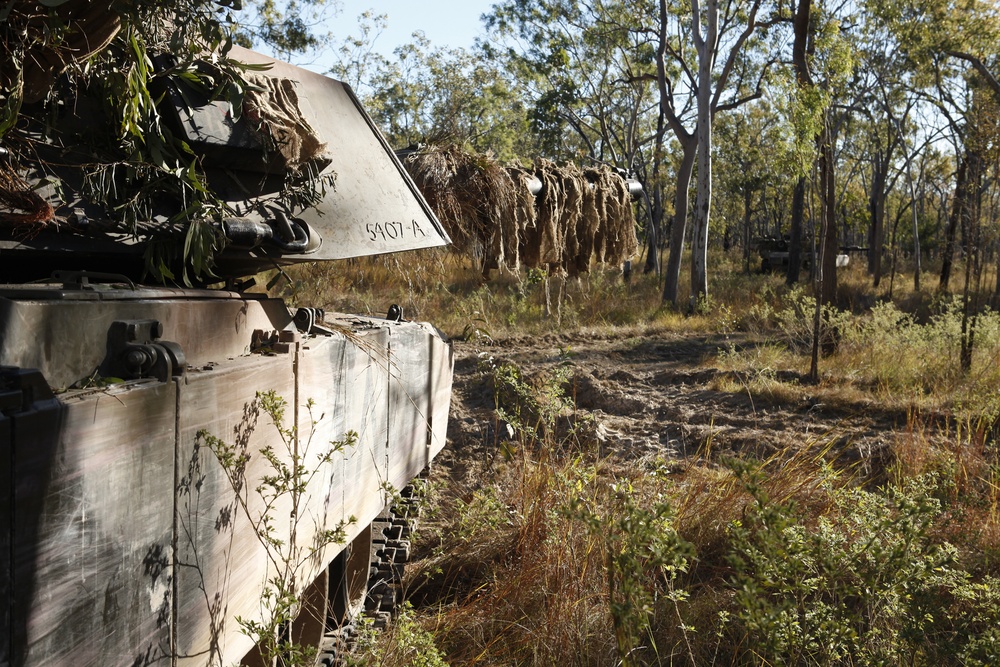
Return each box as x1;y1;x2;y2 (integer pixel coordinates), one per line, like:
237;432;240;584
1;1;336;285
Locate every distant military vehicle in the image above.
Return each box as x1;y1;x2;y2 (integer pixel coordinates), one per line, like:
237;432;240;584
753;235;849;273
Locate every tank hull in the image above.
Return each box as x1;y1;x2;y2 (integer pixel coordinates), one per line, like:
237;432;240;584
0;287;452;667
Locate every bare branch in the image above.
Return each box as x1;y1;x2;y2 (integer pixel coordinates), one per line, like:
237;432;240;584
945;50;1000;103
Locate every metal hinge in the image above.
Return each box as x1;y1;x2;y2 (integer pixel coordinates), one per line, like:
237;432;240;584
102;320;186;382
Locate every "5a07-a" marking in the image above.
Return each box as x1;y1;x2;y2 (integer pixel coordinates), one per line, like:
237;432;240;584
366;220;428;242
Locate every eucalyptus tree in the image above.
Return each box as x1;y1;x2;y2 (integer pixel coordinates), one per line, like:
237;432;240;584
376;39;535;158
652;0;779;303
714;99;793;271
955;86;1000;369
686;0;781;304
328;14;535;158
328;10;391;94
231;0;341;61
869;0;1000;291
782;0;812;286
848;16;922;289
654;0;699;305
872;0;1000;103
875;0;1000;369
770;0;857;378
779;0;856;303
484;0;663;162
906;60;997;294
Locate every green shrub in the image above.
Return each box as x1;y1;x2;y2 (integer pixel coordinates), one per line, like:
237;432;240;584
563;473;696;666
349;602;450;667
728;469;1000;665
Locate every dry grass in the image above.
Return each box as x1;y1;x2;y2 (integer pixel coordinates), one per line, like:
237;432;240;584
405;448;620;666
402;417;1000;665
275;252;674;339
279;243;1000;419
406;422;982;665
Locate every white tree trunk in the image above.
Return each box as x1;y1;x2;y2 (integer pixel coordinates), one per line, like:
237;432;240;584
690;0;717;305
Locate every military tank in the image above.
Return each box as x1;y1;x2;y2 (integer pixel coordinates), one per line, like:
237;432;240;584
0;42;453;667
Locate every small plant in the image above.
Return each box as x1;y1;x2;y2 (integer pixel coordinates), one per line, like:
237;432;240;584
481;356;571;443
200;390;357;667
347;602;450;667
564;476;696;666
458;315;493;343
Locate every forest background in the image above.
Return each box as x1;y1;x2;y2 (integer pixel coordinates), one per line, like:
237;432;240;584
247;0;1000;309
235;1;1000;665
8;0;1000;663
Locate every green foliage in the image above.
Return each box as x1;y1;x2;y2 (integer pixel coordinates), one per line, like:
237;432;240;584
772;3;857;176
481;353;573;443
869;0;1000;79
348;602;450;667
483;0;662;161
201;391;357;667
564;475;696;666
231;0;337;60
734;285;1000;412
839;297;1000;405
1;1;340;284
729;467;1000;664
453;485;515;538
714;100;798;234
331;22;534;160
745;286;851;354
4;5;220;281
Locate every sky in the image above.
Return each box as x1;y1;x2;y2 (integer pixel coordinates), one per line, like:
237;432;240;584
330;0;497;57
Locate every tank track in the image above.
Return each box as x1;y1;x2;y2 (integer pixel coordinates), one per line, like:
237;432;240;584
314;482;423;666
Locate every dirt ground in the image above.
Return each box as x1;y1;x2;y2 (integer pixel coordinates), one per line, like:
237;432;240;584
438;329;912;480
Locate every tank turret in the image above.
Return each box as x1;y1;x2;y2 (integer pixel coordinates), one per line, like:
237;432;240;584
1;46;449;283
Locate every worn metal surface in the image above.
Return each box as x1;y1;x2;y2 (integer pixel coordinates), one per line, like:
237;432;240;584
0;287;293;389
4;378;174;667
1;294;452;667
293;324;400;589
174;354;297;667
386;322;453;491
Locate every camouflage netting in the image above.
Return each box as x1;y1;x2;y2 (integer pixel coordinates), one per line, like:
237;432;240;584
0;2;329;240
243;73;329;173
0;162;53;232
2;0;122;106
403;145;638;277
403;145;521;272
0;0;120;231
